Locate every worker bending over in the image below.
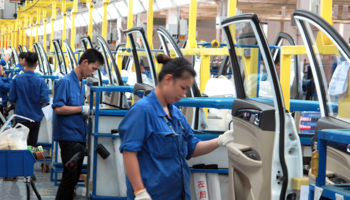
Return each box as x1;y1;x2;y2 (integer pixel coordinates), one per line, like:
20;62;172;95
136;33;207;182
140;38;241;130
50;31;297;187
52;49;104;200
119;54;234;200
9;52;50;147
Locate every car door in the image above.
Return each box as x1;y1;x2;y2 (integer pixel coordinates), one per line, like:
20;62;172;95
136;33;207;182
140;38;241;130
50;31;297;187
32;43;45;74
272;32;302;99
63;40;78;70
157;26;208;130
97;35;129;109
52;39;68;76
293;9;350;184
221;13;303;200
18;45;23;53
126;27;157;100
11;46;19;65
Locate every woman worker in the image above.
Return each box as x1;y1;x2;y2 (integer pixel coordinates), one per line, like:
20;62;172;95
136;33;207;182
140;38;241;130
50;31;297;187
119;55;234;200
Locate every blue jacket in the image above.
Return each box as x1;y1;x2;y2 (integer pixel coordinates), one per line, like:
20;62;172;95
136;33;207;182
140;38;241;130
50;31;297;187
119;90;200;200
9;63;24;79
9;71;49;121
52;70;87;142
0;77;11;107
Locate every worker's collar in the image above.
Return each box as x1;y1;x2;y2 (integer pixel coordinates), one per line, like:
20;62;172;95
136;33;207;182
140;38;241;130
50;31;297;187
24;70;35;74
71;70;79;82
148;90;179;119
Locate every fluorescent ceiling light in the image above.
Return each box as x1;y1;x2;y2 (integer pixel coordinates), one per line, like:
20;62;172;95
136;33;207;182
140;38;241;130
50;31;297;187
46;22;51;34
77;14;87;27
93;8;103;23
96;7;111;21
133;0;144;14
26;29;31;36
82;12;90;26
155;0;172;9
115;1;128;17
108;3;120;19
175;0;190;6
66;17;72;29
54;19;63;31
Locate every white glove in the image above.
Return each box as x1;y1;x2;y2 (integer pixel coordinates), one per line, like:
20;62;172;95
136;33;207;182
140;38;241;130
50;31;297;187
218;130;234;146
135;189;152;200
81;105;90;118
5;48;12;57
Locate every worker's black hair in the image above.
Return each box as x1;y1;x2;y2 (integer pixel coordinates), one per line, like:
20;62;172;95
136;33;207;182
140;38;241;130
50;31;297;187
18;52;26;59
157;54;196;82
79;48;105;66
24;52;38;68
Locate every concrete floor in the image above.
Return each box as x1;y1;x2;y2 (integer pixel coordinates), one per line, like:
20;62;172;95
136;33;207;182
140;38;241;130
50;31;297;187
0;162;87;200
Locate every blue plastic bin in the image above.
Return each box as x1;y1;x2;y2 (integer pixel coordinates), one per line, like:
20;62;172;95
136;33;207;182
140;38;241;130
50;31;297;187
0;150;36;178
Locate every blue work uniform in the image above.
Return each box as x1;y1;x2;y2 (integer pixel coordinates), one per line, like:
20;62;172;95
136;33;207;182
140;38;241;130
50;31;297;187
52;70;87;142
9;63;24;79
119;90;201;200
0;77;11;107
0;59;6;66
9;71;49;121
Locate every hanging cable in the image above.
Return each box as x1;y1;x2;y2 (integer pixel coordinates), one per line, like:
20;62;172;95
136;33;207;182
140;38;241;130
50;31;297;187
5;0;41;13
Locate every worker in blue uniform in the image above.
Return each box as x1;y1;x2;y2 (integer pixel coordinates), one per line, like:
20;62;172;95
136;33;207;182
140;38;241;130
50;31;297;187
0;64;11;113
119;54;234;200
9;52;26;79
0;50;13;112
9;52;50;147
52;49;104;200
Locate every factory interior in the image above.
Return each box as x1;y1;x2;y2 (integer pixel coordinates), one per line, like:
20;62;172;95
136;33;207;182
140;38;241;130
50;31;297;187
0;0;350;199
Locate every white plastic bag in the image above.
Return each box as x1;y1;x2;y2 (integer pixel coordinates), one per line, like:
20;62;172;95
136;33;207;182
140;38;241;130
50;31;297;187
0;124;29;150
0;114;33;150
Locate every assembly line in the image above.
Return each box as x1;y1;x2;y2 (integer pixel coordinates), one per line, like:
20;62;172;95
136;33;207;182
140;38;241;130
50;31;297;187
0;0;349;200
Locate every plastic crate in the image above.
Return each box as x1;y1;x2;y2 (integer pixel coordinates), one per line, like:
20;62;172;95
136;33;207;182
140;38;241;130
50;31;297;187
0;150;36;178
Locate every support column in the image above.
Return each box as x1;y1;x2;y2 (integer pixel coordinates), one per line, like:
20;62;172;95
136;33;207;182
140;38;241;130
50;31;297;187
102;0;110;39
50;1;57;51
42;9;48;52
126;0;133;48
227;0;237;17
29;15;34;51
18;19;22;47
147;0;154;49
35;10;40;44
23;15;28;49
71;0;78;51
10;23;14;47
186;0;197;49
88;0;94;39
62;0;67;51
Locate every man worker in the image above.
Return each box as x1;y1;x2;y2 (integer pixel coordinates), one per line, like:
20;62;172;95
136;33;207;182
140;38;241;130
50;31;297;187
9;52;26;79
9;52;50;147
52;49;104;200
